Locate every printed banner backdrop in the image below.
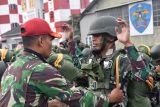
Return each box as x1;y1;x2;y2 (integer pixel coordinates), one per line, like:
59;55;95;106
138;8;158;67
29;0;36;9
21;0;27;11
129;0;153;36
22;0;37;23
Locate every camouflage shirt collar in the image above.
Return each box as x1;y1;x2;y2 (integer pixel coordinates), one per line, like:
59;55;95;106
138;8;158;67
24;48;47;63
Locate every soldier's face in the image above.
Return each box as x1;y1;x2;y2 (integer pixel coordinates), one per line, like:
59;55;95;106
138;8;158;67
41;35;54;58
92;34;115;50
92;35;103;50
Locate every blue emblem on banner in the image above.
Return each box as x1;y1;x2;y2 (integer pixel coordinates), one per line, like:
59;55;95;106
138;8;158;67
130;2;151;33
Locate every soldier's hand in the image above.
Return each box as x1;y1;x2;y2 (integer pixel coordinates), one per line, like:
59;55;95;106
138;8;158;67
107;84;124;103
62;23;74;40
48;99;68;107
115;18;133;47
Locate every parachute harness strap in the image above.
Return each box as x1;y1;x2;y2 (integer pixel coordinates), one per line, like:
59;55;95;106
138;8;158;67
140;44;151;55
116;55;120;88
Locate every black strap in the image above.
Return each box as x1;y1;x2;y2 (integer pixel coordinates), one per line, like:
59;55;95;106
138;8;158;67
24;48;47;63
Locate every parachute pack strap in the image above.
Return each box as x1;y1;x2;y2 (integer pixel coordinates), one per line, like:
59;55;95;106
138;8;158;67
116;55;120;88
110;49;124;77
140;44;151;55
54;53;63;69
1;49;8;61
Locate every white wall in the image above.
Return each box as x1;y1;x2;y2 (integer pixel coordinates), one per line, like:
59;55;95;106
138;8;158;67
80;13;97;44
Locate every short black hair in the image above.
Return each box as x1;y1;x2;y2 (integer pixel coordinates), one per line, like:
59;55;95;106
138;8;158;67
22;35;41;47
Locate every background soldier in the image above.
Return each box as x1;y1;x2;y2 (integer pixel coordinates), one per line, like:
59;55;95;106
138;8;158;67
0;49;15;91
150;44;160;107
80;16;153;107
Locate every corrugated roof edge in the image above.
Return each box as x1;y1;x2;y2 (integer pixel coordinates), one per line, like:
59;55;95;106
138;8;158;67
80;0;98;20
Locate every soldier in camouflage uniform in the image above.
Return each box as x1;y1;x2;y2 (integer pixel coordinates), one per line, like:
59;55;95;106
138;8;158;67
150;44;160;107
0;60;6;92
61;23;76;57
47;51;90;89
61;24;89;69
0;49;15;92
80;16;153;107
150;44;160;71
0;18;123;107
126;44;155;107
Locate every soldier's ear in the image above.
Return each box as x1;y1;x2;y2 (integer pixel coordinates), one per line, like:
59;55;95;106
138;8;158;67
37;36;44;47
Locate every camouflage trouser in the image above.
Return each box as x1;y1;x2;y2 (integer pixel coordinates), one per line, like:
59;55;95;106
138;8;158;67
48;99;68;107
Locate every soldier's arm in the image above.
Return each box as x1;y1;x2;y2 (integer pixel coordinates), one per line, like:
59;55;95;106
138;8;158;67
125;46;151;80
47;53;85;83
62;23;76;56
29;64;109;107
116;18;150;80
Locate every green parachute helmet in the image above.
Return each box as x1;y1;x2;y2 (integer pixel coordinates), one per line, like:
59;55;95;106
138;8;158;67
88;16;118;40
137;44;151;56
151;44;160;61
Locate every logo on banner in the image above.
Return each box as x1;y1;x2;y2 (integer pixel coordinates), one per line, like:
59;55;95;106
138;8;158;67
130;3;151;33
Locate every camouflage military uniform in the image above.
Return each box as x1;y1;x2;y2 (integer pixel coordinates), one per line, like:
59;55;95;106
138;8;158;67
0;48;109;107
81;46;152;107
126;47;153;107
47;52;80;82
47;52;89;88
0;49;15;91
